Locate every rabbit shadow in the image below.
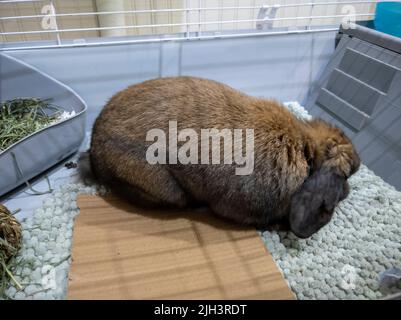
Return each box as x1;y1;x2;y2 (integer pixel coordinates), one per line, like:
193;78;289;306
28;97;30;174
76;191;261;246
76;190;301;249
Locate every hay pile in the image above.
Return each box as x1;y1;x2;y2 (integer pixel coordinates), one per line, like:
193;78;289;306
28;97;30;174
0;98;63;152
0;204;22;297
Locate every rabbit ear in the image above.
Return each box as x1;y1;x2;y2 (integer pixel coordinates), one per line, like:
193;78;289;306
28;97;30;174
289;167;349;238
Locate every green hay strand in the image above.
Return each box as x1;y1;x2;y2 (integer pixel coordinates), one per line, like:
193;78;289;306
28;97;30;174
0;98;63;152
0;238;22;298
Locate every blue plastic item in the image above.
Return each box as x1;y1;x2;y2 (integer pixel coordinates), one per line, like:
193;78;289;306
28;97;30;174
374;2;401;38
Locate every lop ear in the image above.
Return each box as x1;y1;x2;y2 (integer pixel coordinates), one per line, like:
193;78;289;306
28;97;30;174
289;167;349;238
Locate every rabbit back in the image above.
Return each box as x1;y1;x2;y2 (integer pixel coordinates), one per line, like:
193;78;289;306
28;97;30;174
90;77;338;228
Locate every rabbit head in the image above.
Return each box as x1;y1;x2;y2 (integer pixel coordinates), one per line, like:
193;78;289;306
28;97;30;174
289;120;360;238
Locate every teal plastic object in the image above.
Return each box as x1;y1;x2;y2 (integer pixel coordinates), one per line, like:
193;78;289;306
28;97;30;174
374;2;401;38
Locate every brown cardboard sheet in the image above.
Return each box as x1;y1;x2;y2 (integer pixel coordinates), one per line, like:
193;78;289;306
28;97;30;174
68;194;294;299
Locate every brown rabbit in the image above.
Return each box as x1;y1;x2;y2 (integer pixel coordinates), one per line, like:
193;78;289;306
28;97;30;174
89;76;360;238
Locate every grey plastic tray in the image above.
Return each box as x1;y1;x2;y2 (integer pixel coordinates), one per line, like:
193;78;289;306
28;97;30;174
0;53;87;197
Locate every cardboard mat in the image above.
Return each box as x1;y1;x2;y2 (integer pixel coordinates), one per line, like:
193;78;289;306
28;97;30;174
68;194;294;299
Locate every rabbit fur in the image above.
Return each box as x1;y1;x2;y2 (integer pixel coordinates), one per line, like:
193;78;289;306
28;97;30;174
89;77;360;238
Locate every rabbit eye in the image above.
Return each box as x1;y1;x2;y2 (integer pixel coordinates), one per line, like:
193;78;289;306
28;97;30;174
319;207;332;220
307;164;312;177
305;155;314;176
303;144;314;176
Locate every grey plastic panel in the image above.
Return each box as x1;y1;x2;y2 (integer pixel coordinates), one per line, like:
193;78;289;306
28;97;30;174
0;53;87;197
306;24;401;190
326;68;384;115
339;48;397;93
339;23;401;54
316;88;369;130
385;71;401;107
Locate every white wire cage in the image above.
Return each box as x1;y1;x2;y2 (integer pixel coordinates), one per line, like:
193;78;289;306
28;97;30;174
0;0;396;51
